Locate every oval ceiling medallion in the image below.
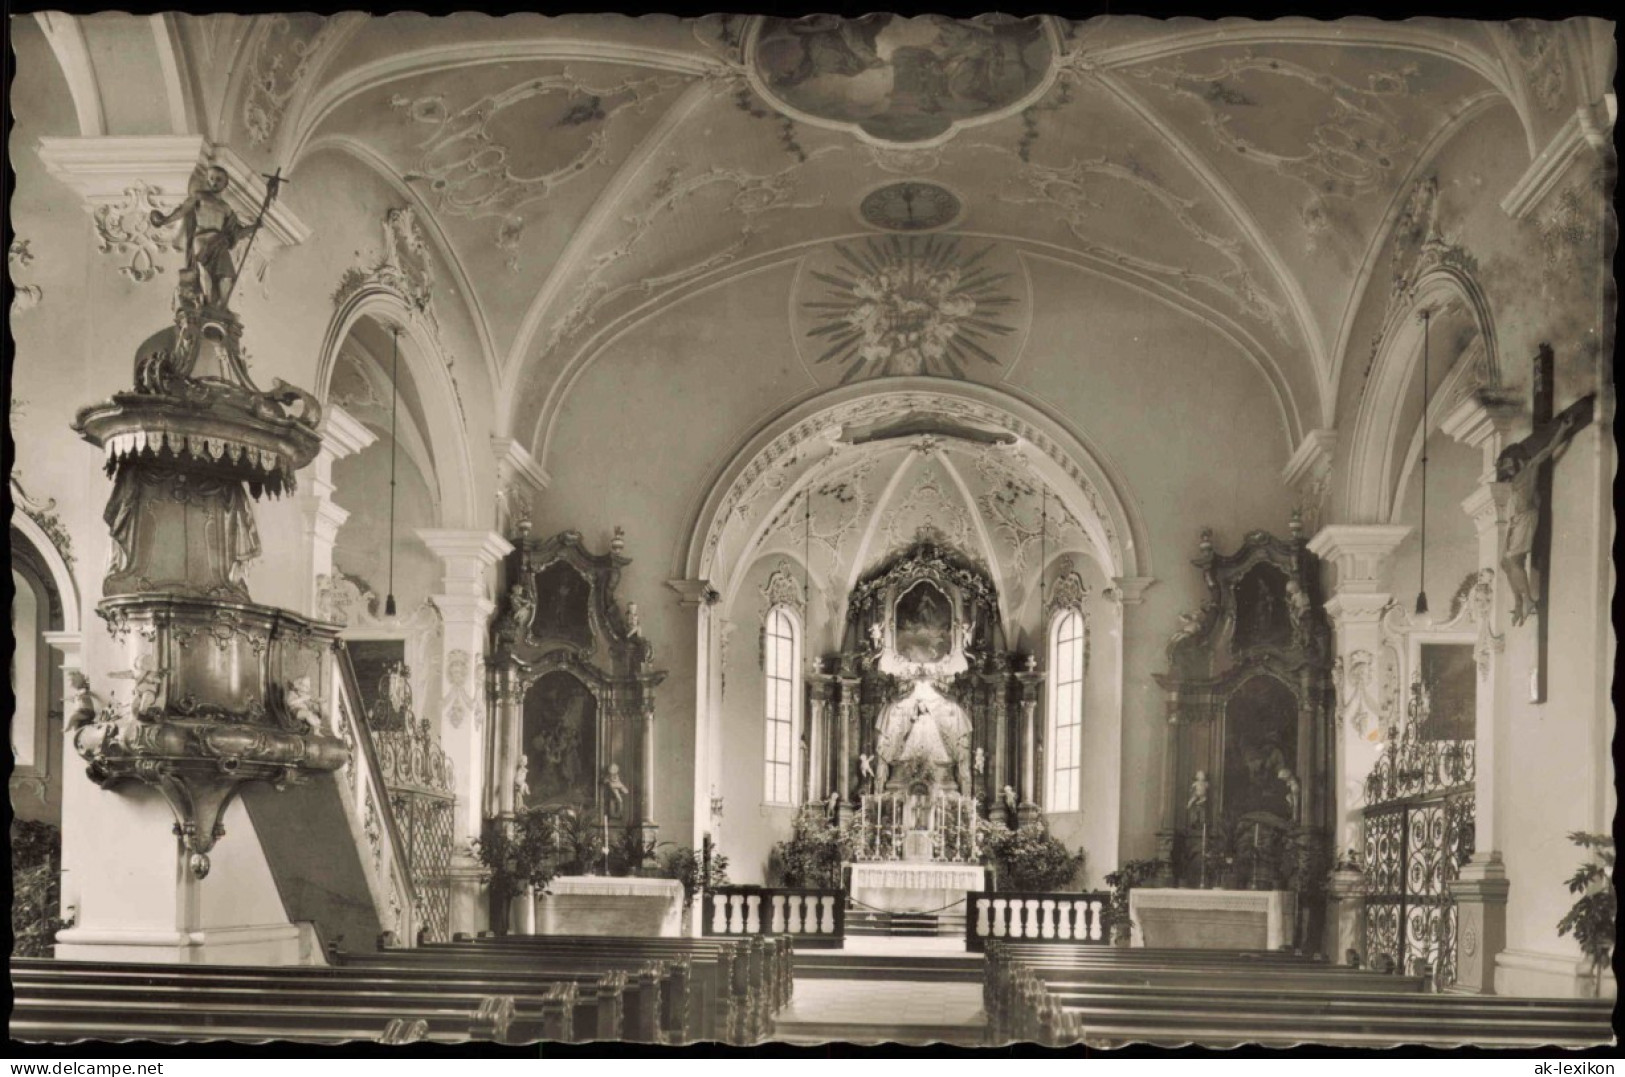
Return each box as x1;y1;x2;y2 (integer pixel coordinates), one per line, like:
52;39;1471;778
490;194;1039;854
860;182;963;232
749;15;1058;145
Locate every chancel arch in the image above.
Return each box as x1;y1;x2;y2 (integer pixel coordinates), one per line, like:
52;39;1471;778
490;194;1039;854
694;382;1141;883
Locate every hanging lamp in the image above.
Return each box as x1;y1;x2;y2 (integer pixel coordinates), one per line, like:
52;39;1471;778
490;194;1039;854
1414;309;1431;618
384;325;400;619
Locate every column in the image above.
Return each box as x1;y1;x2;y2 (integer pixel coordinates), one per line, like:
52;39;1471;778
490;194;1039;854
666;579;719;850
836;674;861;821
298;405;376;619
1307;525;1409;966
1111;576;1153;874
1440;392;1520;994
417;528;512;939
805;669;835;803
982;670;1011;826
1015;668;1044;825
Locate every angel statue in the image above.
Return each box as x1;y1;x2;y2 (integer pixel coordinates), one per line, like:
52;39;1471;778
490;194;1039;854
858;753;876;792
1285;579;1313;644
1001;784;1018;816
513;756;531;806
110;654;167;720
1187;770;1210;820
868;622;884;650
1167;601;1217;659
147;164;267;310
283;676;323;734
66;670;102;732
603;764;631;816
1278;767;1302;820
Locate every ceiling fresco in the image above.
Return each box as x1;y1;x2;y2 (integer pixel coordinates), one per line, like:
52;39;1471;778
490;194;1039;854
91;12;1585;454
749;15;1057;143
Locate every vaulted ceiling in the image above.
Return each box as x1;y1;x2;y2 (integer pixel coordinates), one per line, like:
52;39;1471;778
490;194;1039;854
46;13;1604;453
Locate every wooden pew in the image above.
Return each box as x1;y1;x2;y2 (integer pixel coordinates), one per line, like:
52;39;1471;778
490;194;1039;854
423;933;788;1043
12;958;578;1044
981;945;1614;1048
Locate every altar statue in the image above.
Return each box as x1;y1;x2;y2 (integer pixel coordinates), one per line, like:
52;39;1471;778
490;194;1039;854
875;678;973;779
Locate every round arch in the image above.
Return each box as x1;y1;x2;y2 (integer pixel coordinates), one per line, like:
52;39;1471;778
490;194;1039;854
316;286;481;530
1341;263;1503;524
681;378;1152;602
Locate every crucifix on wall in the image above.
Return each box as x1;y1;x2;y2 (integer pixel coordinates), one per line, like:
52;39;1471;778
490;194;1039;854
1494;343;1594;703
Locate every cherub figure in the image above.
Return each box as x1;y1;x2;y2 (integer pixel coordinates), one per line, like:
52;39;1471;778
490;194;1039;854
284;676;322;733
110;654;167;720
1278;767;1301;820
858;752;875;791
625;602;642;637
1167;601;1217;658
868;622;884;650
973;747;986;775
1001;784;1018;816
148;164;261;309
958;620;974;653
1285;579;1313;642
603;763;630;815
513;756;531;806
1187;769;1210;819
504;585;535;639
66;670;101;732
826;790;841;818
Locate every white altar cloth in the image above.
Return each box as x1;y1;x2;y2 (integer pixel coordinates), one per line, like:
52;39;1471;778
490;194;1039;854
538;875;684;937
848;862;986;914
1129;888;1296;950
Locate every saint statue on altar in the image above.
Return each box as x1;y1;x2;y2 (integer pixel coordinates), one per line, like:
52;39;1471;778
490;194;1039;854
874;678;972;789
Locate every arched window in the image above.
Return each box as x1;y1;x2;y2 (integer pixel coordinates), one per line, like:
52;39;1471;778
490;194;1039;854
1047;609;1086;811
763;606;801;805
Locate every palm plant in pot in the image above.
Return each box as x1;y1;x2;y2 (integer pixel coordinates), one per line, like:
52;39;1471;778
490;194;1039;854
1556;831;1615;997
474;808;570;935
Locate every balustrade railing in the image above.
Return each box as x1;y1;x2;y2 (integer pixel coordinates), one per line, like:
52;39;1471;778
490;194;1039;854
965;890;1110;952
703;887;845;948
1364;729;1475;806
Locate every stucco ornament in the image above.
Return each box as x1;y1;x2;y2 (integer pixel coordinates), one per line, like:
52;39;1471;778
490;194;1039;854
804;235;1017;381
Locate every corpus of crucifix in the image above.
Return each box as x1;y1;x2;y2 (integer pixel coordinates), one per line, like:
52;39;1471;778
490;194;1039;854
8;11;1614;1051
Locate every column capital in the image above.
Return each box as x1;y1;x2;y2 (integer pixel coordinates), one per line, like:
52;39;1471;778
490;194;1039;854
1281;429;1339;488
1439;390;1522;452
490;436;551;493
431;593;496;625
294;495;349;544
1462;482;1513;538
322;404;378;461
1308;525;1412;594
665;578;720;608
1323;592;1394;625
417;528;512;594
37;135;309;256
1109;576;1156;606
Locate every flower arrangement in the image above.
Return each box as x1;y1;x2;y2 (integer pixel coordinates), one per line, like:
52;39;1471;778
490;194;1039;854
1557;831;1615;995
771;804;853;889
984;820;1085;892
1102;857;1164;944
655;842;730;909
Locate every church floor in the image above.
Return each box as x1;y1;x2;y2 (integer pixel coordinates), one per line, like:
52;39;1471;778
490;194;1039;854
770;978;987;1046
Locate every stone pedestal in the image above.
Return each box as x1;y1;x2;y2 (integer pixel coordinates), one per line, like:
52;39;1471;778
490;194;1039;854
537;876;684;938
1324;867;1367;965
1447;855;1510;994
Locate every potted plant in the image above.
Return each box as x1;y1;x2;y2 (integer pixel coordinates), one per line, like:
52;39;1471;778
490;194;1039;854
655;843;730;934
772;804;852;889
1557;831;1615;997
473;808;567;936
984;820;1086;892
11;820;63;958
1102;858;1164;946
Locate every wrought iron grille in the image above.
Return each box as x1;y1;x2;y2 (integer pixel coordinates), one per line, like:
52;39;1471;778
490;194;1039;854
373;718;457;943
1362;786;1474;989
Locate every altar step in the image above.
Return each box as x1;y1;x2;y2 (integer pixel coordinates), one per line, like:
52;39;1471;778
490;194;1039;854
795;952;984;983
846;908;967;938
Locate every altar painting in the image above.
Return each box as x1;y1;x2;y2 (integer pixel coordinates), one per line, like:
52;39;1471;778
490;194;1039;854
1221;674;1299;821
1233;563;1292;651
532;560;592;648
1416;643;1476;742
522;671;598;809
894;580;952;664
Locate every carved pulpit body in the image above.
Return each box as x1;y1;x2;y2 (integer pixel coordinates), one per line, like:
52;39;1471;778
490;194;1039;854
1154;524;1334;889
70;296;345;878
492;529;665;831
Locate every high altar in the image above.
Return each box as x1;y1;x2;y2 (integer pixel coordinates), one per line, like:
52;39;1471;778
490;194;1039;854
801;540;1050;912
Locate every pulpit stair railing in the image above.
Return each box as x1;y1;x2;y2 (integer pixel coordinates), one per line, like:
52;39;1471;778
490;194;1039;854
330;646;419;946
704;886;845;948
373;717;456;944
966;890;1110;952
1360;725;1475;992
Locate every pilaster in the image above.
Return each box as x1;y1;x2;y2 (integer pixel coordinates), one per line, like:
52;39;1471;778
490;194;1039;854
1448;854;1511;995
416;528;511;924
490;436;551;533
298;405;375;619
1308;525;1410;837
666;578;719;848
1282;430;1339;534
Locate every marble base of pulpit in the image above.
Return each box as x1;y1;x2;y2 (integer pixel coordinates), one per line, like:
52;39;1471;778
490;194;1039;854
538;876;684;937
848;862;986;915
1130;889;1296;951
